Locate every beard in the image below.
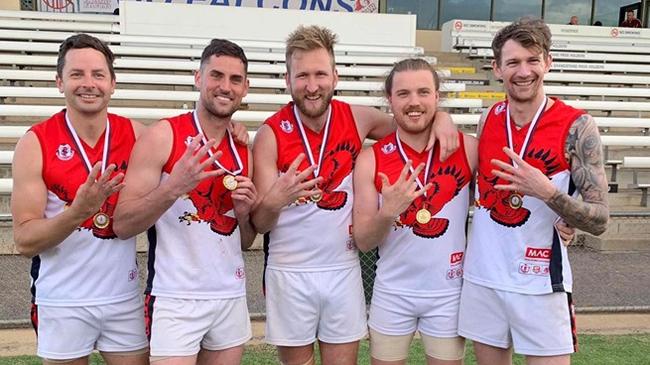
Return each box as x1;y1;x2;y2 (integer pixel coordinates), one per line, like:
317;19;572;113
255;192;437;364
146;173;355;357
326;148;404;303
202;95;240;119
292;89;335;119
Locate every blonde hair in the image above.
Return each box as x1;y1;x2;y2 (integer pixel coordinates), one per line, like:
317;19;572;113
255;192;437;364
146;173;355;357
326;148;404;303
285;25;338;72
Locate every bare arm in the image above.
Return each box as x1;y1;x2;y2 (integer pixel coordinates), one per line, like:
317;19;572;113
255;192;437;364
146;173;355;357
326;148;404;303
352;148;428;252
352;148;393;252
12;132;124;257
463;134;479;173
491;114;609;236
130;120;148;139
250;125;320;234
113;121;222;239
546;114;609;235
352;106;458;160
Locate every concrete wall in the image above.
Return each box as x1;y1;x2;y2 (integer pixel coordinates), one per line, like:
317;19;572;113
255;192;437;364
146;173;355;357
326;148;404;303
0;0;21;10
416;30;443;53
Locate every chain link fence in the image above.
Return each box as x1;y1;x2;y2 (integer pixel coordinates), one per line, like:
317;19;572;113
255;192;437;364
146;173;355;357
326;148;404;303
357;211;650;305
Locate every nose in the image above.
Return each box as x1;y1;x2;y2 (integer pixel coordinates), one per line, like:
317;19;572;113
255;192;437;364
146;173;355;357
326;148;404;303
218;79;232;94
80;74;95;88
306;76;319;94
516;63;533;78
406;92;421;107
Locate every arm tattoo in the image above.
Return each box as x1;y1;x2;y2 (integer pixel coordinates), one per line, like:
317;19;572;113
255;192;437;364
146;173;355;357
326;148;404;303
546;114;609;235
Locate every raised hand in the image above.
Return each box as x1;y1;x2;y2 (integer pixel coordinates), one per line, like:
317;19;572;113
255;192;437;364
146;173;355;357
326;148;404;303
166;134;225;197
232;175;258;221
229;122;250;145
378;161;431;219
426;111;459;161
266;153;322;209
491;147;557;201
69;162;124;219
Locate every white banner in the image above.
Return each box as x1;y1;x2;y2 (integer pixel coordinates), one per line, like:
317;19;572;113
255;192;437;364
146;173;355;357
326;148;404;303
79;0;119;12
127;0;378;13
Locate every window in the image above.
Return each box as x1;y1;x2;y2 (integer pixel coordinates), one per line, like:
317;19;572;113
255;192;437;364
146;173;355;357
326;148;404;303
594;0;641;27
439;0;490;26
386;0;439;30
493;0;542;22
544;0;592;26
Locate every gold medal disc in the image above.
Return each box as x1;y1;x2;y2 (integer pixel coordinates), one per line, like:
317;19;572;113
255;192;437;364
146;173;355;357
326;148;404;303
223;175;238;191
93;212;110;229
310;193;322;202
416;208;432;224
509;193;523;209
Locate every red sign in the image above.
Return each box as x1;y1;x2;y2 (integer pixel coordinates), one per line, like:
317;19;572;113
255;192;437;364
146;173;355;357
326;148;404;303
525;247;552;261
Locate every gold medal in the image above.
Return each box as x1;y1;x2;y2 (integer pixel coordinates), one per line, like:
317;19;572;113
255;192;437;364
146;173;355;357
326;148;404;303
509;193;523;209
310;192;322;202
93;212;110;229
223;175;238;191
416;208;432;224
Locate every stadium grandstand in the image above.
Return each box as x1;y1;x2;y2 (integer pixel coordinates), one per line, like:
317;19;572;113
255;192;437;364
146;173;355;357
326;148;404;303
0;0;648;340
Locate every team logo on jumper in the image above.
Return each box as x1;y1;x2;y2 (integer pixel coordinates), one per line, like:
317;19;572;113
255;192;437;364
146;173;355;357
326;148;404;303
381;142;396;154
450;251;464;265
235;266;245;279
280;120;293;133
128;269;138;282
494;103;506;115
56;144;74;161
519;262;549;276
525;247;552;261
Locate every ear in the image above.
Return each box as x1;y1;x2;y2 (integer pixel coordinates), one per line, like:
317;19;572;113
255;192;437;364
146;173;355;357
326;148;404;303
243;78;250;98
491;59;503;80
284;71;291;93
194;69;201;89
56;74;64;93
544;53;553;73
110;75;116;95
332;68;339;89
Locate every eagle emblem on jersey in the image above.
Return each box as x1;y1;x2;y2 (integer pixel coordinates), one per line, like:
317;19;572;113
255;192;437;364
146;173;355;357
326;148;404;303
476;148;559;227
313;141;359;211
184;177;238;236
396;165;467;238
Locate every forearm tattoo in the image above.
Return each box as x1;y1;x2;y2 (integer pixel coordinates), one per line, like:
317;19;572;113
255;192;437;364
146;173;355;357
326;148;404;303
546;114;610;235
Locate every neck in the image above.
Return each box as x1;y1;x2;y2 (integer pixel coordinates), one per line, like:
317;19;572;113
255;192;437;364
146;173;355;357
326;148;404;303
397;126;431;153
508;94;548;127
66;107;108;146
196;103;229;143
297;106;329;133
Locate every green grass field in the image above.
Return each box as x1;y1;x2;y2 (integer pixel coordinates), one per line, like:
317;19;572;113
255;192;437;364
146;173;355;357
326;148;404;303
2;335;648;364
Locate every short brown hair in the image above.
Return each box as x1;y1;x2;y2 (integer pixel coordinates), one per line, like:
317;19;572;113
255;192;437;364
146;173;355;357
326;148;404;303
491;17;551;65
57;34;115;79
384;58;440;96
200;38;248;74
285;25;338;72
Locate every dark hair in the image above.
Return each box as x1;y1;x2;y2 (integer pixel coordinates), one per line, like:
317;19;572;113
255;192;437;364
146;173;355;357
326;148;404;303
57;33;115;79
384;58;440;96
491;17;551;66
200;39;248;74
